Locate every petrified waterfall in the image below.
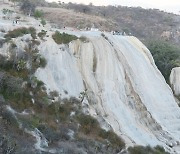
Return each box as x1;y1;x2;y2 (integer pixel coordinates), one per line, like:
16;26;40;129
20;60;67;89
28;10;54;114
36;33;180;153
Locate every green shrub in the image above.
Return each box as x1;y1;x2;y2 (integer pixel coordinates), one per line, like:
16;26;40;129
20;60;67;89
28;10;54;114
0;74;24;100
27;115;41;128
5;27;29;39
52;31;78;44
41;18;46;27
99;129;125;149
2;8;8;15
0;55;14;71
46;100;75;122
38;30;47;40
25;48;47;71
101;33;108;40
147;40;180;82
18;115;41;130
128;145;169;154
79;36;89;43
34;10;44;19
17;59;26;71
29;27;37;39
155;145;167;153
0;54;29;79
49;90;59;98
2;8;14;15
31;39;40;46
77;113;125;151
101;33;105;37
77;114;99;134
5;27;37;40
39;57;47;68
58;103;74;121
29;76;44;90
36;80;44;88
23;42;46;72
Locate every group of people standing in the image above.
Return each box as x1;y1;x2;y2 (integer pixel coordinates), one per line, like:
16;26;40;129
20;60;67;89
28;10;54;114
13;19;18;25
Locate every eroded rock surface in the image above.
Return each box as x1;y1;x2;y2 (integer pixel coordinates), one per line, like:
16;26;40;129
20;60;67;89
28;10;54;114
170;67;180;96
36;33;180;153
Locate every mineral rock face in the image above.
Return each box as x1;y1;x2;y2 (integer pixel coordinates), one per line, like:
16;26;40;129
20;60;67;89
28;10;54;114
36;33;180;153
170;67;180;96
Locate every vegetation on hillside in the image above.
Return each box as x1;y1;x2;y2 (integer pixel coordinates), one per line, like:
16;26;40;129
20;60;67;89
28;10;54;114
38;30;47;40
4;27;36;40
34;9;44;19
40;18;46;26
128;145;169;154
147;40;180;82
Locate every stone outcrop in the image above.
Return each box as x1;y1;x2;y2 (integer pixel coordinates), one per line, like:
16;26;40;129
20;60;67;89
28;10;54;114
170;67;180;96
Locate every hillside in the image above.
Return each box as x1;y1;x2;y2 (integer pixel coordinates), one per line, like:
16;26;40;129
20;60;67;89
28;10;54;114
40;7;116;31
40;3;180;47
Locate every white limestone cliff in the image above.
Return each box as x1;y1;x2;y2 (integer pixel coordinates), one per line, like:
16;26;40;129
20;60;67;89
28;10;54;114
35;32;180;153
170;67;180;96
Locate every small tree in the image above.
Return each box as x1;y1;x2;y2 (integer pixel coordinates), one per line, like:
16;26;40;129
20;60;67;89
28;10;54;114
41;18;46;27
20;0;36;16
147;40;180;82
34;10;44;19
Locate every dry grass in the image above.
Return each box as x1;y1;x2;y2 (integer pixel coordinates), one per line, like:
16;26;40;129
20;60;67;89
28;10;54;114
38;7;116;31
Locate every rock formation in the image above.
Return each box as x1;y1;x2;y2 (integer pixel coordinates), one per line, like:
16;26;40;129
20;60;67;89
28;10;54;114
170;67;180;96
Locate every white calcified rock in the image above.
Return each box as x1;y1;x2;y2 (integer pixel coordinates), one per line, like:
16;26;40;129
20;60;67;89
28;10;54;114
170;67;180;96
35;33;180;153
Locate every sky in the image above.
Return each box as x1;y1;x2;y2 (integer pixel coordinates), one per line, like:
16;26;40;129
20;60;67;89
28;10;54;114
46;0;180;14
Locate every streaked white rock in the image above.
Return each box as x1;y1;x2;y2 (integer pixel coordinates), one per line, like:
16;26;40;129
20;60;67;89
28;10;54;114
170;67;180;96
35;33;180;153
